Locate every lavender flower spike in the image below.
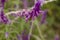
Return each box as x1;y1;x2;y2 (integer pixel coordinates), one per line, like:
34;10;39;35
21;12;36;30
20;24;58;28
21;30;28;40
1;15;9;24
54;34;59;40
23;0;28;9
37;0;45;6
17;34;22;40
1;0;6;7
40;10;47;24
5;32;9;38
0;0;9;24
0;8;9;24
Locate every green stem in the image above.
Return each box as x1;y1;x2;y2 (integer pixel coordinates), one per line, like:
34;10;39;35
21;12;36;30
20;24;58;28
28;20;34;40
37;25;45;40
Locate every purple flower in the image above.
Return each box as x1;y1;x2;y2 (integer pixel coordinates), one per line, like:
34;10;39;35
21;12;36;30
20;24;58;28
0;0;9;24
0;10;9;24
1;16;8;24
34;1;41;12
1;0;5;3
54;34;59;40
25;13;30;21
37;0;45;6
21;30;28;40
0;11;4;16
5;32;9;38
40;10;47;24
24;0;41;21
17;34;21;40
1;0;5;7
22;0;28;9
